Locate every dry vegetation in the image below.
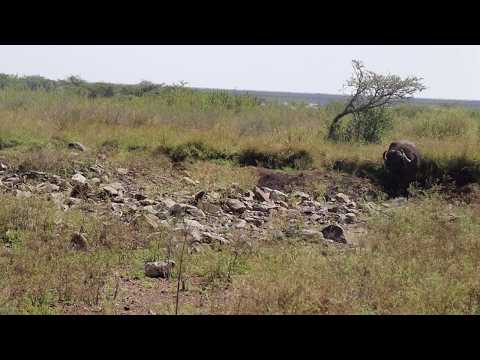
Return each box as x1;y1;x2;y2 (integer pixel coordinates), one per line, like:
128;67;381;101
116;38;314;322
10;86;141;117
1;85;480;314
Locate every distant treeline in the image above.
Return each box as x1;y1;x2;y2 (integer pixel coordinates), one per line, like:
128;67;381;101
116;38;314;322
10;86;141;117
0;74;264;109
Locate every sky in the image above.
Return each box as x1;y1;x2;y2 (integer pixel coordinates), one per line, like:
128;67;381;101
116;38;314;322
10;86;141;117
0;45;479;100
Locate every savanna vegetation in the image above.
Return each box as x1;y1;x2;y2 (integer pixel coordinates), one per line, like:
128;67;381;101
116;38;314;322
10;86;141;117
1;73;480;314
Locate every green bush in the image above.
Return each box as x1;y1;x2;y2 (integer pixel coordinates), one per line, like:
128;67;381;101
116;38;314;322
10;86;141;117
342;107;393;144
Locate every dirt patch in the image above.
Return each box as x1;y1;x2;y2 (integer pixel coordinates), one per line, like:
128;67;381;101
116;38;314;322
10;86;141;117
257;168;384;202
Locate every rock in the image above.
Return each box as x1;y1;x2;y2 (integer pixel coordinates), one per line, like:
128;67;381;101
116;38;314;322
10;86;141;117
143;213;160;229
275;200;289;208
134;193;148;201
194;191;207;202
242;190;255;201
71;173;87;186
183;219;206;231
300;206;316;215
271;230;286;240
345;213;357;224
270;189;288;202
335;193;351;204
169;203;187;217
90;177;101;186
182;177;197;186
68;142;87;152
244;217;263;227
89;165;104;174
70;232;88;251
201;232;229;245
197;200;221;215
37;182;60;193
102;185;119;197
185;205;206;219
292;191;310;200
66;197;82;206
140;199;157;206
226;199;246;214
253;203;276;213
0;161;8;170
142;206;158;215
116;168;129;175
101;175;109;183
254;186;270;202
321;224;347;244
174;227;203;243
144;260;176;278
4;176;21;185
234;219;247;229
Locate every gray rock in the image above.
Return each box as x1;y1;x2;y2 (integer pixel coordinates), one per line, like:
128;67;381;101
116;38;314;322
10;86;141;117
144;260;176;278
253;203;276;213
66;197;83;206
270;189;288;202
102;185;119;197
142;206;158;215
140;199;157;206
275;200;289;208
169;203;187;217
345;213;357;224
162;198;177;209
253;186;270;202
226;199;246;214
321;224;347;244
201;232;229;245
68;142;87;152
143;213;160;229
244;217;263;227
292;191;311;200
117;168;129;175
90;177;101;186
335;193;351;204
185;205;206;219
71;173;87;186
234;219;247;229
182;177;198;186
183;219;206;231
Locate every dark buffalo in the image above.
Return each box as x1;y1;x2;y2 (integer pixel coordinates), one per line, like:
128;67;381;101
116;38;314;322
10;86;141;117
383;140;421;196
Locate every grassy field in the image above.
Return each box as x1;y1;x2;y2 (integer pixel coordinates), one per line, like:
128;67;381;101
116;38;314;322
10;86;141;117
1;82;480;314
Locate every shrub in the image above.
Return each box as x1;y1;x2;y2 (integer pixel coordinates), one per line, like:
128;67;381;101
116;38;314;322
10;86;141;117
341;107;393;144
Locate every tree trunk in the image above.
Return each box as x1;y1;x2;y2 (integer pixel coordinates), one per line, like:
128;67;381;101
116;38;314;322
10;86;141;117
327;112;348;140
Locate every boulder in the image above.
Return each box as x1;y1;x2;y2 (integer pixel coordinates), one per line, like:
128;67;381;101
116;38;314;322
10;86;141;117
253;186;270;202
144;260;176;278
226;199;246;214
68;142;87;152
71;173;87;186
321;224;347;244
335;193;351;204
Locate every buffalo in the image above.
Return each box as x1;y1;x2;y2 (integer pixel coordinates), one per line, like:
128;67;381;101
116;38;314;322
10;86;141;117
383;140;421;196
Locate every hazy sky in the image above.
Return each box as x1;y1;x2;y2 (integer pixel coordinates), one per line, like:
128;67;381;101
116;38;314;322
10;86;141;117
1;45;479;100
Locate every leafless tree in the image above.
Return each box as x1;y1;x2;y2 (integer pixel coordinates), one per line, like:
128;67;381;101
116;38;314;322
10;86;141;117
328;60;427;140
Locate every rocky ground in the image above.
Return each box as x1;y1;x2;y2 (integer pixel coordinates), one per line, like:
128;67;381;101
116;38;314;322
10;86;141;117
0;152;415;314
